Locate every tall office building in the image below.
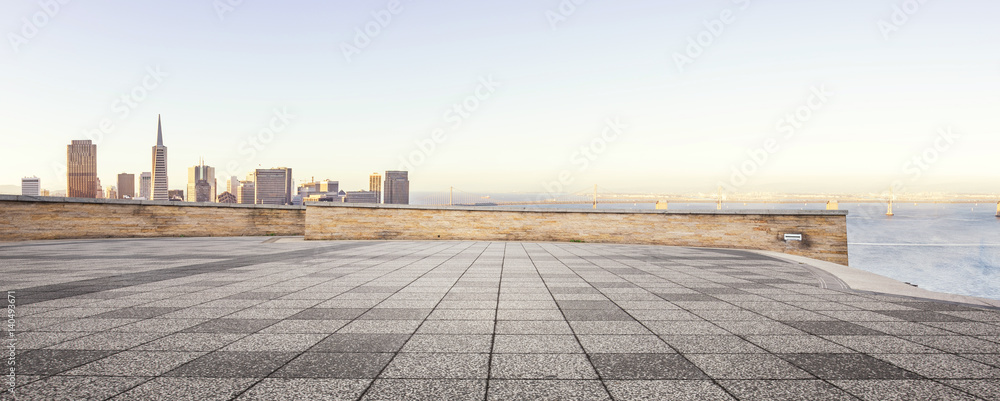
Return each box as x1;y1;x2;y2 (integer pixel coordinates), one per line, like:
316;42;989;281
226;176;239;195
253;167;293;205
383;170;409;205
238;180;255;204
187;159;216;202
217;191;237;204
117;173;135;199
139;172;151;199
343;190;379;204
168;189;184;201
21;177;40;196
67;140;97;198
298;180;339;197
151;115;169;201
94;178;104;199
105;186;117;200
369;172;382;203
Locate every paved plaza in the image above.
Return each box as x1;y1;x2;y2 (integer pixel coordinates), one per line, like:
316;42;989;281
2;237;999;400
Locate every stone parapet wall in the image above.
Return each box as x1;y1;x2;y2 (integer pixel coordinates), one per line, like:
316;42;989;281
306;204;850;265
0;195;305;240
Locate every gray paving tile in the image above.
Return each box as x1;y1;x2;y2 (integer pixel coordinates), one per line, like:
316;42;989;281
221;333;327;352
182;319;279;333
660;335;765;354
833;379;980;401
113;377;256;401
273;352;394;378
719;379;858;401
361;379;485;401
604;380;735;401
165;351;298;378
380;353;489;379
781;353;922;380
495;320;573;335
289;308;367;320
941;380;1000;400
493;335;583;353
486;379;611;401
402;335;492;353
746;335;855;353
590;354;707;379
13;376;147;401
782;320;886;336
135;333;245;352
16;349;116;375
65;350;203;376
491;354;598;379
688;354;812;379
578;335;674;353
236;378;371;401
873;354;1000;379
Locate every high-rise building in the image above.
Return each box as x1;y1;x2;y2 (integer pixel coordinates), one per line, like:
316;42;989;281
384;170;409;205
253;167;293;205
105;186;117;200
187;160;216;202
238;180;255;204
298;180;339;197
151;115;169;201
168;189;184;201
117;173;135;199
218;191;237;204
226;176;239;195
194;180;212;202
67;139;97;198
343;190;379;204
369;172;382;203
21;177;40;196
139;172;151;199
94;178;103;199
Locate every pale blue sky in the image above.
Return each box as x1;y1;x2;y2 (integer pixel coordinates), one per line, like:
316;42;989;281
1;0;998;194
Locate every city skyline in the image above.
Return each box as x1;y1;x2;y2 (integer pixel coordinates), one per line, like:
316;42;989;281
1;1;999;194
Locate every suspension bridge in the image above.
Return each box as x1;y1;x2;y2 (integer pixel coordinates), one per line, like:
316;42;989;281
429;185;1000;217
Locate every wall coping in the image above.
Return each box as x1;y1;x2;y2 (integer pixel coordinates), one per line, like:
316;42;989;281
0;195;306;210
305;202;849;216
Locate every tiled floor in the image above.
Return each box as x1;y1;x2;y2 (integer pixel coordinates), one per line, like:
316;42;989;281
2;238;999;400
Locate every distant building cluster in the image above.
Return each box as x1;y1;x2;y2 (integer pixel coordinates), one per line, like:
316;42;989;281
35;115;409;206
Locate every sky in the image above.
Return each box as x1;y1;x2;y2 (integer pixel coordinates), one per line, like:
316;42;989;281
1;0;998;195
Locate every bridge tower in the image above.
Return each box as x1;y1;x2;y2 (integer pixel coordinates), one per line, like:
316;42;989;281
886;188;895;217
716;186;723;210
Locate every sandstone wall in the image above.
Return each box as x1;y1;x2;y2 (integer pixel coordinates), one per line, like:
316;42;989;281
306;204;850;265
0;196;304;240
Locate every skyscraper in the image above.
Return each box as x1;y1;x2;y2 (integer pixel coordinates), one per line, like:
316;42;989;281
139;172;151;199
238;180;255;204
253;167;293;205
226;176;239;195
187;159;216;202
384;170;409;205
151;115;169;201
21;177;40;196
117;173;135;199
67;140;97;198
369;172;382;203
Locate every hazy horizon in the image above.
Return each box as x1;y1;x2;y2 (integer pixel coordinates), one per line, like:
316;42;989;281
2;0;998;195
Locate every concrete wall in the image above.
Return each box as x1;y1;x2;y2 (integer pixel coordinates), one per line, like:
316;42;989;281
307;204;850;265
0;195;304;240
